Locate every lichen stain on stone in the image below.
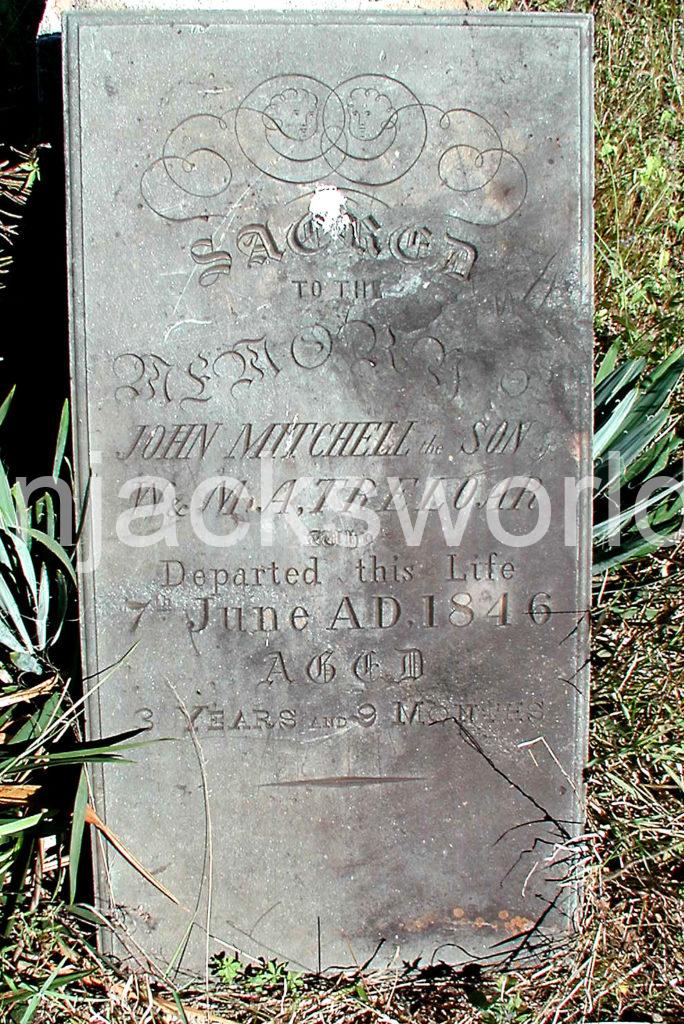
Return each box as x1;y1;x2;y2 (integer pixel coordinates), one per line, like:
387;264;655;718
569;430;589;464
402;910;443;933
396;907;534;935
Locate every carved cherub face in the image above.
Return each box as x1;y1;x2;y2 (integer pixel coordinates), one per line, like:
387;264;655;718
347;87;396;141
264;87;319;140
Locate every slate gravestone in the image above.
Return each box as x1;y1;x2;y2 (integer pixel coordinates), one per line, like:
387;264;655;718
64;10;593;972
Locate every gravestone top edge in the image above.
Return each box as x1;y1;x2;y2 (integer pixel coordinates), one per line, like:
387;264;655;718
62;8;594;27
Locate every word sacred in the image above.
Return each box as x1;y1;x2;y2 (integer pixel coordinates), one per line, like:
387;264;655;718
191;216;477;286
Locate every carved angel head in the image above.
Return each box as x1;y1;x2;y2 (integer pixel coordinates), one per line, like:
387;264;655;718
264;87;319;140
347;87;397;141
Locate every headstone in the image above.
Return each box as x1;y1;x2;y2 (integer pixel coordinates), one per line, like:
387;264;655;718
64;10;593;973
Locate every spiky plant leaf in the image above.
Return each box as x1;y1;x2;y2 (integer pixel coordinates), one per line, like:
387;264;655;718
593;347;684;573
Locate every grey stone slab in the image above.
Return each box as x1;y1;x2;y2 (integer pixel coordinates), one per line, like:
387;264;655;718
64;10;593;974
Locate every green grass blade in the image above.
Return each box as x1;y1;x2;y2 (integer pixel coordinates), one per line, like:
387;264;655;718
18;956;69;1024
52;400;70;480
0;386;15;429
0;462;17;528
48;569;69;646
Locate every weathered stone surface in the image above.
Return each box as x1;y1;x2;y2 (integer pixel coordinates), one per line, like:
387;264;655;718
64;10;593;973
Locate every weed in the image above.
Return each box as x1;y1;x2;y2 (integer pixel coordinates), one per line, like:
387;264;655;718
212;953;304;996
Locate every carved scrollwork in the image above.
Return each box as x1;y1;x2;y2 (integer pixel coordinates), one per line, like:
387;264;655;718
141;76;527;229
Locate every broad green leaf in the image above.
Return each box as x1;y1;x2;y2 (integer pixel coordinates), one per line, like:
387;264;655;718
22;527;76;585
593;476;683;543
594;341;621;386
595;356;646;406
647;345;684;385
36;564;49;650
42;736;158;765
594;529;676;574
9;691;63;745
611;409;670;474
34;491;56;539
10;650;43;675
67;905;104;926
0;812;44;837
11;482;30;539
35;753;136;767
69;768;88;903
595;408;670;489
593;389;640;459
4;530;37;605
0;573;33;650
624;433;680;485
0;536;11;570
0;617;26;654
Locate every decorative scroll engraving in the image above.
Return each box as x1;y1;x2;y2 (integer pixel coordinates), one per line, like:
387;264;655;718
141;76;527;228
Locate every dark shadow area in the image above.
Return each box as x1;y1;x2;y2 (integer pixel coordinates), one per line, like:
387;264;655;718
1;5;93;906
1;28;69;478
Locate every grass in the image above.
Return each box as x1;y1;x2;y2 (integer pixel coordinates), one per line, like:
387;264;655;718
1;0;683;1021
593;0;683;356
